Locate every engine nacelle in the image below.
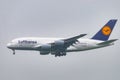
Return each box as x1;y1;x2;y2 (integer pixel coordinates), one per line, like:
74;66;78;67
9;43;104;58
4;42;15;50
54;40;64;46
40;51;50;55
40;44;51;55
40;44;51;51
51;40;65;52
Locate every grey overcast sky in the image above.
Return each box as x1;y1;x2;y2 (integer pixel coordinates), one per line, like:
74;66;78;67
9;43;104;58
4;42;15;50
0;0;120;80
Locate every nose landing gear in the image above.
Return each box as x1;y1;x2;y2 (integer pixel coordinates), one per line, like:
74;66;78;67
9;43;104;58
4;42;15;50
12;49;15;55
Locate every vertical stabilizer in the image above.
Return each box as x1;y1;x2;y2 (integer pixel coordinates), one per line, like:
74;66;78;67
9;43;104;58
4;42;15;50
92;19;117;41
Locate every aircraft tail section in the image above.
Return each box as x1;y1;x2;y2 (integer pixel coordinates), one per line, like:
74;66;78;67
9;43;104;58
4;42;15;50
92;19;117;41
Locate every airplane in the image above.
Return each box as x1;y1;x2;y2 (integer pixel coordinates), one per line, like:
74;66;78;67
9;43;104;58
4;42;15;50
7;19;118;57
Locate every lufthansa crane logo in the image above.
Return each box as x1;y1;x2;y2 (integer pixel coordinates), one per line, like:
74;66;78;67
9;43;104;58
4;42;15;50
102;26;111;36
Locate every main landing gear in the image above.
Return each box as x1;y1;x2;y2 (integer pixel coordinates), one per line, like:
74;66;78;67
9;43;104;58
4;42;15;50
55;52;66;57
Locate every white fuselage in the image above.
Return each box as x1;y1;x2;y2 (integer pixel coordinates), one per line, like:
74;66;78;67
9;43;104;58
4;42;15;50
6;19;117;57
7;37;108;52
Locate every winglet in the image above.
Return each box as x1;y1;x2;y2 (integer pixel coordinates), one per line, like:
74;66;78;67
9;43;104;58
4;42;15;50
92;19;117;41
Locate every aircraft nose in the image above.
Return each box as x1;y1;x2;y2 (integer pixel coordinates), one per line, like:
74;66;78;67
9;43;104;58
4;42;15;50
7;43;11;49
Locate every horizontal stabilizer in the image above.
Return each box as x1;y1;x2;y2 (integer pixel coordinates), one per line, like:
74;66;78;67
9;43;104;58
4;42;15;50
97;39;118;45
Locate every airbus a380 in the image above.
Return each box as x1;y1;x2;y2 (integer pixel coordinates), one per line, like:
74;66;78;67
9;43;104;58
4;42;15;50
7;19;118;57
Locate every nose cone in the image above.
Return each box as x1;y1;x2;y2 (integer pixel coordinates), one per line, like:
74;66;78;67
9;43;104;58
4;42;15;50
7;43;12;49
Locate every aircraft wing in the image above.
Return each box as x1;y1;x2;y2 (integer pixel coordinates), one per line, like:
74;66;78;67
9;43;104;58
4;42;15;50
50;34;87;48
50;34;87;57
35;34;87;57
63;34;87;48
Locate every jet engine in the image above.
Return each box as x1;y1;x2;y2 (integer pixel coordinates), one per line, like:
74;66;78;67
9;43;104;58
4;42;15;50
40;44;51;55
54;40;64;46
51;40;65;53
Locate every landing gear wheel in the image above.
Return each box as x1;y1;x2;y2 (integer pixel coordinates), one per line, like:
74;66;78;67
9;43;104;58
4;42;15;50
54;52;66;57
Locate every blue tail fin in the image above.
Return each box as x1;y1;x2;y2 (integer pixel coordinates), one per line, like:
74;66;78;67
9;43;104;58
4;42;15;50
92;19;117;41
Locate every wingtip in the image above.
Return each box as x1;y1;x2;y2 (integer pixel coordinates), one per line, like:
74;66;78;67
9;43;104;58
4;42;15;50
81;34;87;36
